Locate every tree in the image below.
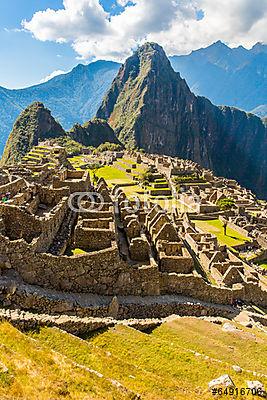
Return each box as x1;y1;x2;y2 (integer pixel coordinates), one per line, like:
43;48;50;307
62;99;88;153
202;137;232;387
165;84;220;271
217;198;236;211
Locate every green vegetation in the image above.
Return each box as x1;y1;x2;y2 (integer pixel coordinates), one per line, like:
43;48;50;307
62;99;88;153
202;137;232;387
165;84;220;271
71;248;88;256
65;247;89;256
173;174;203;183
256;260;267;270
69;118;120;148
95;166;130;183
193;219;250;248
1;102;65;166
139;167;154;186
51;136;85;156
27;317;267;400
95;142;122;153
0;322;129;400
217;198;236;211
97;43;163;148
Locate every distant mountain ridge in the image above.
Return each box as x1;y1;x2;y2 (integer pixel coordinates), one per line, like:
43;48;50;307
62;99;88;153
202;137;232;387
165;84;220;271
170;41;267;116
0;60;120;155
0;40;266;158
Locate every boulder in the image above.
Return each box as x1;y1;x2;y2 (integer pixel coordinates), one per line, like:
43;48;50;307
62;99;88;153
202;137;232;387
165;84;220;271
246;381;265;396
208;375;235;390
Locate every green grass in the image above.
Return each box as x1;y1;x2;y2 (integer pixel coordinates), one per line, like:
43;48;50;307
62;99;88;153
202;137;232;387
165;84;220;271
68;155;88;167
31;317;267;400
65;247;88;256
256;261;267;270
95;166;131;183
193;219;250;248
72;248;88;256
0;322;130;400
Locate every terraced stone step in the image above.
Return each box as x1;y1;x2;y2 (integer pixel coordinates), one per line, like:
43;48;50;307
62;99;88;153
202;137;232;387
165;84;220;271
0;308;162;335
0;275;237;320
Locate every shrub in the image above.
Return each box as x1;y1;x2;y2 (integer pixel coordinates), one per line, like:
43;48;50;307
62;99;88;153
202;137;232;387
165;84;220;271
94;142;122;153
52;137;84;156
140;168;154;186
217;198;236;210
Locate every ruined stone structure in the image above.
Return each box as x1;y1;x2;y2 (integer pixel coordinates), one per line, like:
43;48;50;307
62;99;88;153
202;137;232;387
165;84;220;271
0;146;266;329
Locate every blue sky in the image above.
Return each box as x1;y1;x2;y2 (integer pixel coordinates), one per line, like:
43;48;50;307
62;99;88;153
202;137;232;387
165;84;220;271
0;0;121;88
1;0;266;89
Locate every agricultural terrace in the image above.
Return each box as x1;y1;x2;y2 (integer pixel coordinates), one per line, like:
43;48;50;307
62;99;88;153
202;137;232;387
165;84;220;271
68;154;192;212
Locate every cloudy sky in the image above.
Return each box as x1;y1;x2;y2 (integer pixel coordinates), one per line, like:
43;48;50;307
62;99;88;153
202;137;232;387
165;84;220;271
1;0;267;88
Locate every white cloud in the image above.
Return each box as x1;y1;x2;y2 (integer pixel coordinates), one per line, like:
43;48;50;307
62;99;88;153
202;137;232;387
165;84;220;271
23;0;267;61
40;70;66;83
22;0;108;42
116;0;131;6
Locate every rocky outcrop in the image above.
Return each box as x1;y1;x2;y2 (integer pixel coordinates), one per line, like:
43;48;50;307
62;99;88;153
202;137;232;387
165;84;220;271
1;102;65;165
97;42;267;198
69;117;119;147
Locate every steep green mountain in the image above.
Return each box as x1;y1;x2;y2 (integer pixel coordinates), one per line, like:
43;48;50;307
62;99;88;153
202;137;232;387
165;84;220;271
69;118;119;147
0;60;120;155
1;102;65;165
0;43;265;157
170;41;267;117
97;42;267;198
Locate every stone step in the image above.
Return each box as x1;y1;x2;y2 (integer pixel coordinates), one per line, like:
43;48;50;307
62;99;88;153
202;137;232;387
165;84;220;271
0;307;162;335
153;182;169;189
0;275;237;320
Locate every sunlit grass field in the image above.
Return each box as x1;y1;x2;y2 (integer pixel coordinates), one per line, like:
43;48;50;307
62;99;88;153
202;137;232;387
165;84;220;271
193;219;251;248
0;317;265;399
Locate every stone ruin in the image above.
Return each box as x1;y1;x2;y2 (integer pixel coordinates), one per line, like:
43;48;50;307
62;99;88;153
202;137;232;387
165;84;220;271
0;147;266;332
184;225;261;288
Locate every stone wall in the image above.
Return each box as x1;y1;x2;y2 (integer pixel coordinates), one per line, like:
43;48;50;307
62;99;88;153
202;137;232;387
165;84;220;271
0;197;69;252
0;177;27;197
0;231;266;307
160;273;267;307
219;216;250;238
0;236;160;296
53;169;91;193
74;224;115;251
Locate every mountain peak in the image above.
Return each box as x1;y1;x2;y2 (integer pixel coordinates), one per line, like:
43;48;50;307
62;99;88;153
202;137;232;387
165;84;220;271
97;42;192;148
137;42;165;54
96;42;267;198
133;42;171;71
251;42;267;54
1;102;65;165
69;118;119;148
213;40;229;48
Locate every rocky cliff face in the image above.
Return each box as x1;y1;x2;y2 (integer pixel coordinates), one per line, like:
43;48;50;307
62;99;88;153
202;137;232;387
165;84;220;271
1;102;65;165
97;43;267;198
69;118;119;148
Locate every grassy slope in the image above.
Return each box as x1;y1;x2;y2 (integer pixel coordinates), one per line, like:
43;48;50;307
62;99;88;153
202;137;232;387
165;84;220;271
0;322;131;400
193;219;250;248
31;318;267;400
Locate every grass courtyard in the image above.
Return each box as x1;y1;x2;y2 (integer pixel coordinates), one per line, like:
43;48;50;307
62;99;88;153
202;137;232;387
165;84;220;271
94;165;131;183
192;219;251;248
